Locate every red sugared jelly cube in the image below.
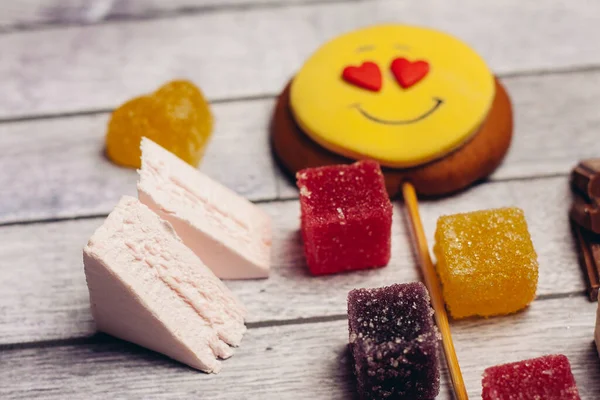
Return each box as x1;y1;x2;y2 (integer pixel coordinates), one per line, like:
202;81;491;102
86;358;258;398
482;354;581;400
296;160;392;275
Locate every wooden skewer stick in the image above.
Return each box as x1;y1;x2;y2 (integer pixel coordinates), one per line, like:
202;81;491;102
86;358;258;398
402;182;469;400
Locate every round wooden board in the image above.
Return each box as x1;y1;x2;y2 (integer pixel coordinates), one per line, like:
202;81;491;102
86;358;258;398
271;77;513;198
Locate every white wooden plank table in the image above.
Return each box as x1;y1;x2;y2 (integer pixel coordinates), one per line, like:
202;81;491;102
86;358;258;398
1;1;600;398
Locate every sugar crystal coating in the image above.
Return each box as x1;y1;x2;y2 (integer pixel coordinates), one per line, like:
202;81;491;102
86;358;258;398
296;160;392;275
348;282;440;399
434;207;538;318
481;354;581;399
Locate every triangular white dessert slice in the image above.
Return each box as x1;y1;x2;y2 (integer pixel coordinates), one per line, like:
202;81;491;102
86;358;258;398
137;137;271;280
83;196;247;373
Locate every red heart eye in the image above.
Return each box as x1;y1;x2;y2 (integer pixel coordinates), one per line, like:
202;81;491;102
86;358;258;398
342;61;382;92
390;58;430;88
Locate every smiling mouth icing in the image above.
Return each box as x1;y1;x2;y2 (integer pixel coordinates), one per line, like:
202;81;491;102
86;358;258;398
350;97;444;125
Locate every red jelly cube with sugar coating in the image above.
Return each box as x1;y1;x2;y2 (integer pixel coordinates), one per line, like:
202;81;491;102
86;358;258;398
296;160;392;275
481;354;581;400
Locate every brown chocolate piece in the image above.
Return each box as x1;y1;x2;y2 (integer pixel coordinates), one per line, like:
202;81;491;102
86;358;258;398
573;224;600;301
571;159;600;202
271;78;513;197
570;194;600;234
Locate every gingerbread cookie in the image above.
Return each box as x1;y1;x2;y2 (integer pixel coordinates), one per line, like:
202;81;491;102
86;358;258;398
271;24;513;197
272;78;512;197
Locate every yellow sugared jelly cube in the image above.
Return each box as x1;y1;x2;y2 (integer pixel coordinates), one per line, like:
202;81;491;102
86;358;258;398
433;207;538;319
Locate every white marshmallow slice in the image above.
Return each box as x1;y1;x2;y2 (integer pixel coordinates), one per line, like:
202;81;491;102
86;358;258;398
137;137;271;280
83;196;247;373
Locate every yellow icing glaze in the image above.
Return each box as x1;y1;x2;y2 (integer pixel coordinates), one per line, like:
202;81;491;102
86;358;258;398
290;24;495;167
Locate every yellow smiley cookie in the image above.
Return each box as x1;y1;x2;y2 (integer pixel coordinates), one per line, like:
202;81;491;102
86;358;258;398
290;24;495;167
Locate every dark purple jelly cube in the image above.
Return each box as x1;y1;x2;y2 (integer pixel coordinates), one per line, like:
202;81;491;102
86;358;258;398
347;282;440;400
